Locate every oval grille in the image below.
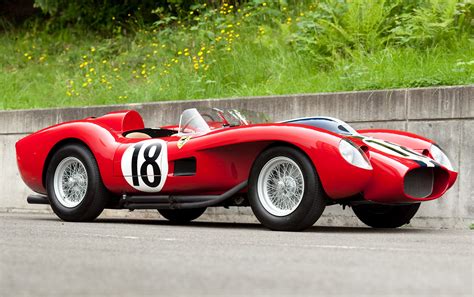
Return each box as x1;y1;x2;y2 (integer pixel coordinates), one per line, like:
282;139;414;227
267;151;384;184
404;168;434;198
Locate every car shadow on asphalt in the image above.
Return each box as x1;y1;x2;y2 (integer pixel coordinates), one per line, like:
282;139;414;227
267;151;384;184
29;214;432;233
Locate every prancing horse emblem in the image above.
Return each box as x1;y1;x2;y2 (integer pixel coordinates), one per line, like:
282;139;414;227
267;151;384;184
177;136;191;149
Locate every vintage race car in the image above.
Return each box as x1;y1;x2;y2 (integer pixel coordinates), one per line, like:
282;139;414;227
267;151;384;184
16;108;457;231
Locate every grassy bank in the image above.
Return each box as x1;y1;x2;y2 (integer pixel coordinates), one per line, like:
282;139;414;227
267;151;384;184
0;0;472;110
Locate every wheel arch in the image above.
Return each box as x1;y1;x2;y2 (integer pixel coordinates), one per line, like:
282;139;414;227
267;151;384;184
259;141;321;173
252;141;328;194
42;138;94;189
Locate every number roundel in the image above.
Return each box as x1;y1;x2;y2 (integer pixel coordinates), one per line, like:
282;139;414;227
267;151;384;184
121;139;168;192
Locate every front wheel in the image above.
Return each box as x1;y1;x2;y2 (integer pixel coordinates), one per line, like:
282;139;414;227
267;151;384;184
46;144;110;222
158;208;207;224
352;203;420;228
248;146;326;231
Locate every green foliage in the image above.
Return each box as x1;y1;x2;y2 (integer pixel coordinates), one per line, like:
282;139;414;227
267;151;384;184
290;0;473;62
0;0;472;110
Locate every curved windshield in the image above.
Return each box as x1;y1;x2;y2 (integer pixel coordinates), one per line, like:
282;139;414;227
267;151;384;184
178;108;211;134
285;117;358;136
178;108;271;134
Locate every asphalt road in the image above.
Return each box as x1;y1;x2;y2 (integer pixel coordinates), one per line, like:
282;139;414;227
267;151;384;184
0;212;472;297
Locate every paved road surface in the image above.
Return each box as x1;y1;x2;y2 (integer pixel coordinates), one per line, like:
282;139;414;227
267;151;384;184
0;212;472;297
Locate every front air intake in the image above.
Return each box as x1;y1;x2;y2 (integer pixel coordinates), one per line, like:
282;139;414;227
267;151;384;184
404;168;434;198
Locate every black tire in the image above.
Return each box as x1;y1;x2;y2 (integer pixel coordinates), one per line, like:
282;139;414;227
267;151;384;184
352;203;420;228
46;144;110;222
158;208;207;224
248;146;326;231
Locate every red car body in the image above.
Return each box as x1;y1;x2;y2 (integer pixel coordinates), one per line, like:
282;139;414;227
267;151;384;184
16;109;457;206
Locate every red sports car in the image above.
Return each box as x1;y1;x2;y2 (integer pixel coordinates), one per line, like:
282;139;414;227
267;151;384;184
16;108;457;231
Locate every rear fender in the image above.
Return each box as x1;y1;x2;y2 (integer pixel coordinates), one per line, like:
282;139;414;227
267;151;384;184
16;122;119;194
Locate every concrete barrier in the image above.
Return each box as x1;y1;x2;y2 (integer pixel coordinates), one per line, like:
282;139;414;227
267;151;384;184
1;85;473;228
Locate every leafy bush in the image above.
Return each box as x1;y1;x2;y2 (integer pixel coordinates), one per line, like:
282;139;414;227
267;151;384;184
290;0;473;62
32;0;209;31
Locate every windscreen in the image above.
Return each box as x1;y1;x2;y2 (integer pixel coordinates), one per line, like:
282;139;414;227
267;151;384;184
178;108;211;134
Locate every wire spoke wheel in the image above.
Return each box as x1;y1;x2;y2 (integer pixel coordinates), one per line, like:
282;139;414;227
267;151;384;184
53;157;88;208
257;156;305;216
249;146;325;231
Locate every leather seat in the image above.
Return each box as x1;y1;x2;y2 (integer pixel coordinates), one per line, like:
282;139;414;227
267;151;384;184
124;132;152;139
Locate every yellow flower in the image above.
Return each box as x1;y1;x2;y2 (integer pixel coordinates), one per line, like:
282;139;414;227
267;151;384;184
178;51;183;55
90;47;96;52
198;51;203;56
89;68;95;72
184;52;190;56
102;60;107;64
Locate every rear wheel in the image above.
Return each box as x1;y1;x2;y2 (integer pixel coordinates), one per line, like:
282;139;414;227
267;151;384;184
158;208;206;224
249;146;326;231
46;144;110;222
352;203;420;228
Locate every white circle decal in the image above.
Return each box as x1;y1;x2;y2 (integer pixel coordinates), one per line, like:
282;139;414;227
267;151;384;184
121;139;168;192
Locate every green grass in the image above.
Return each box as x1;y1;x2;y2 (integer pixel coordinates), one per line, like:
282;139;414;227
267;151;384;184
0;1;473;110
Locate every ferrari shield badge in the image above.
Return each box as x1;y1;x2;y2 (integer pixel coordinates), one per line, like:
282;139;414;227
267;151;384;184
177;135;191;149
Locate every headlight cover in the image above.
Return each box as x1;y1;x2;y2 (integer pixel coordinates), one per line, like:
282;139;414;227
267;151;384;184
430;144;454;171
338;139;372;170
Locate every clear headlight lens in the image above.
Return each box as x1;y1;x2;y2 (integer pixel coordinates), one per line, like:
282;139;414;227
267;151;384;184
339;139;372;170
430;144;454;171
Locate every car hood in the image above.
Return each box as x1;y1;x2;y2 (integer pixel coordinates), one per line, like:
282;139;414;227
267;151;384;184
349;135;440;168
